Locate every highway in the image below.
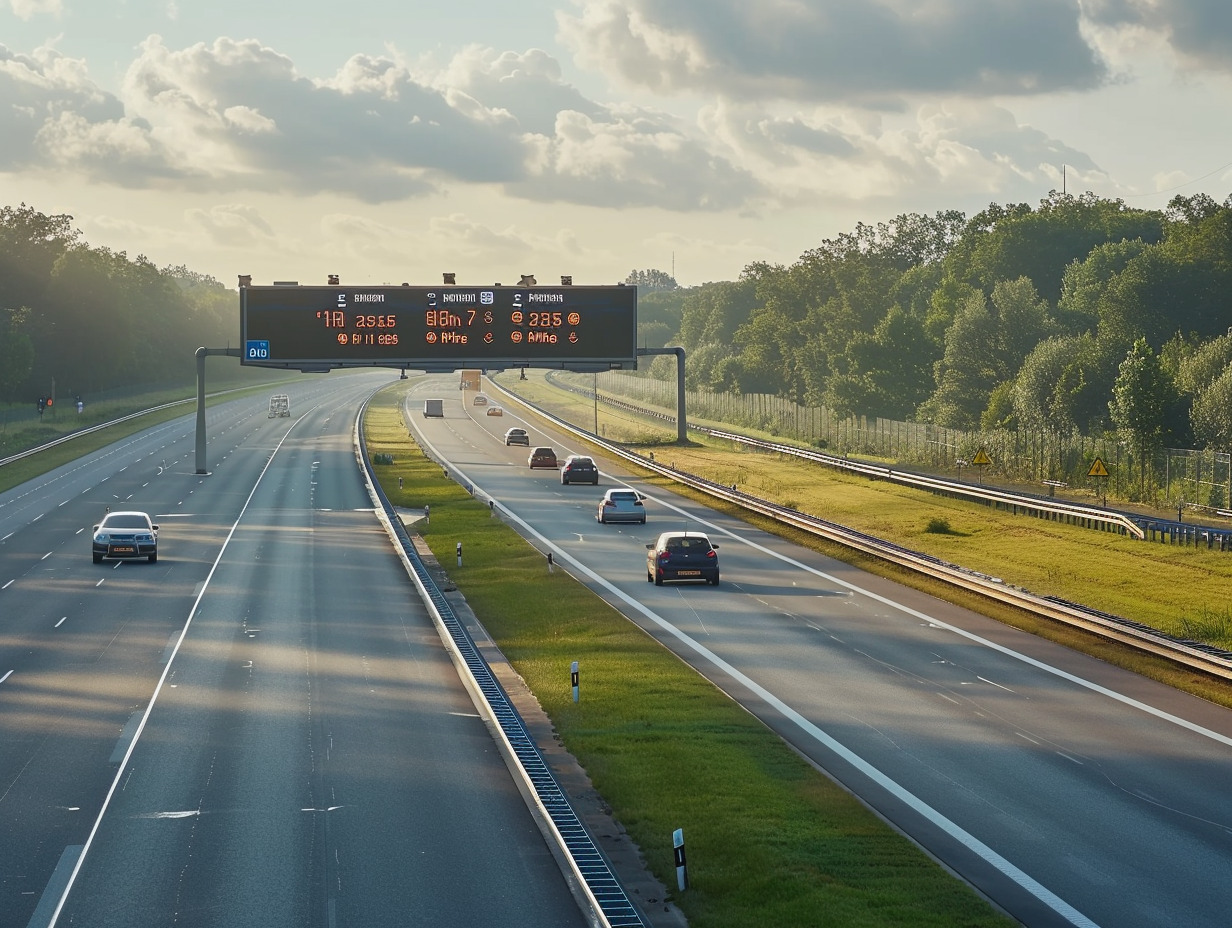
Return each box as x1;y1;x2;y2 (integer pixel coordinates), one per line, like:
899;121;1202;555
411;377;1232;928
0;372;589;928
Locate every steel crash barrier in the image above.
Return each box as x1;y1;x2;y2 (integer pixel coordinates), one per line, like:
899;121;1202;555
488;379;1232;684
541;373;1232;552
354;400;647;928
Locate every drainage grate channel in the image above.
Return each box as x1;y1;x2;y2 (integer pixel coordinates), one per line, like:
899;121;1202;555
361;429;646;928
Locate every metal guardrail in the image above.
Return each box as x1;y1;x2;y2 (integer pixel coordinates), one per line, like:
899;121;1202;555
356;399;646;928
708;429;1148;539
491;378;1232;684
542;374;1232;553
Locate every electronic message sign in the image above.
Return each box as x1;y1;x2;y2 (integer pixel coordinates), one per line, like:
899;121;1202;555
240;284;637;370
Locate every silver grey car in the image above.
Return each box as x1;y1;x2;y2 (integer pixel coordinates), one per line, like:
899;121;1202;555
596;488;646;524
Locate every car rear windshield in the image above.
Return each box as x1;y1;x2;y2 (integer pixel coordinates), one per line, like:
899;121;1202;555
666;537;710;552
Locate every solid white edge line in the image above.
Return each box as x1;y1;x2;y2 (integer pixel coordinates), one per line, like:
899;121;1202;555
45;418;304;928
416;416;1101;928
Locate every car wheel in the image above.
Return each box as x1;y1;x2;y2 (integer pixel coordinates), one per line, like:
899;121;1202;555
93;552;102;564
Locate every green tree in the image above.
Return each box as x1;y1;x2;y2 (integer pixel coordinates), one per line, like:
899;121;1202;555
948;192;1164;306
624;268;679;293
1110;339;1176;494
0;307;34;403
1191;367;1232;455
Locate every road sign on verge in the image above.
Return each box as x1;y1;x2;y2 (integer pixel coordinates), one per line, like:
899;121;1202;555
1087;457;1110;478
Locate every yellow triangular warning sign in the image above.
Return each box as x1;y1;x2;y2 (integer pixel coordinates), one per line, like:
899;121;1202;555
971;447;992;466
1087;457;1109;477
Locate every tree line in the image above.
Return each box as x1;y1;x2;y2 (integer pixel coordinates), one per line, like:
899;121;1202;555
0;203;237;408
634;191;1232;472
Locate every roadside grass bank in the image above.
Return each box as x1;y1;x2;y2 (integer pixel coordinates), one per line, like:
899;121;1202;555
364;383;1013;928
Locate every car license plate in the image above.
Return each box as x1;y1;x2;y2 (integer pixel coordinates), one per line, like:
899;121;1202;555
677;570;700;576
112;545;136;554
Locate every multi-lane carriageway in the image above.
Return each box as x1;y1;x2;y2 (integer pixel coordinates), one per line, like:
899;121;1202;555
0;373;590;928
411;375;1232;928
4;371;1232;928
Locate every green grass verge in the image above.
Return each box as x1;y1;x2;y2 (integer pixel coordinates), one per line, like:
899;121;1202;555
364;382;1013;928
0;374;300;495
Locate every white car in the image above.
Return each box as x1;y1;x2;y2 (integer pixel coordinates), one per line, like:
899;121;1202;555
596;488;646;524
92;511;159;563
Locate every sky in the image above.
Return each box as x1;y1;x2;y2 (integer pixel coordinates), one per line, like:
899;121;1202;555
2;0;1232;291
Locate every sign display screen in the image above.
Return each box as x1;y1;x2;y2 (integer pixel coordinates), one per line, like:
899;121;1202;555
240;284;637;369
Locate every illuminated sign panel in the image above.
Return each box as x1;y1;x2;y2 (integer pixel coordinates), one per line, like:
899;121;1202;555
240;284;637;369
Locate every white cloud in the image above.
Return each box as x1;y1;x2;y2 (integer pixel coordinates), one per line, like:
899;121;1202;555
185;204;275;247
557;0;1109;102
9;0;61;21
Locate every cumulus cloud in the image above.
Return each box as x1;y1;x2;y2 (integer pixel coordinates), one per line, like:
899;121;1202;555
557;0;1109;102
1084;0;1232;73
695;98;1102;206
0;35;768;210
9;0;62;20
185;203;275;247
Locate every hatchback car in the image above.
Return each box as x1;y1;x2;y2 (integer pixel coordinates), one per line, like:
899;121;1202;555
560;455;599;485
646;531;719;586
528;446;558;469
92;510;159;563
597;488;645;524
504;427;530;446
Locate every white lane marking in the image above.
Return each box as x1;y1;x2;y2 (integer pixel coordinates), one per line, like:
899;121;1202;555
627;486;1232;749
422;431;1102;928
46;414;303;927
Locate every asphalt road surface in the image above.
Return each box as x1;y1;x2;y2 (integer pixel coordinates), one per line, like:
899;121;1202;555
412;377;1232;928
0;372;589;928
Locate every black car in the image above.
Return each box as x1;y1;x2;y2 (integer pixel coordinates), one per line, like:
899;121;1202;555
560;455;599;485
92;510;159;563
646;531;719;586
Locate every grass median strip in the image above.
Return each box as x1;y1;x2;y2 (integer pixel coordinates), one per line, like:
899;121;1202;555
364;384;1012;928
